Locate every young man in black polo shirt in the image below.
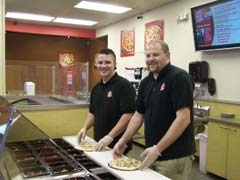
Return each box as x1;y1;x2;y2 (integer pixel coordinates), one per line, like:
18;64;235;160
113;40;196;180
77;48;136;153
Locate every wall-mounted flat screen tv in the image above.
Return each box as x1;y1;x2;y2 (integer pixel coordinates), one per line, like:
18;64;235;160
191;0;240;51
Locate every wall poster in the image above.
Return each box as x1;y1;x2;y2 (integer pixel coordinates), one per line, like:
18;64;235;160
120;28;135;57
145;20;164;49
58;52;75;96
59;52;75;67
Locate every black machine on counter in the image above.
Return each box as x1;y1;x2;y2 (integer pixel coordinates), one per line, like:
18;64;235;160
189;61;216;96
131;67;143;90
126;67;148;91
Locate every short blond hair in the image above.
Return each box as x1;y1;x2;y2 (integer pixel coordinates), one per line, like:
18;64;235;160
147;40;170;53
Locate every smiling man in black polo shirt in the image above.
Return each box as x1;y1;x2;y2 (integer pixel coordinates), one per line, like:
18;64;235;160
113;40;196;180
77;48;136;153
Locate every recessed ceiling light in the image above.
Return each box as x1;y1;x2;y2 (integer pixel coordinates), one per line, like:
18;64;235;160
74;1;132;14
5;12;54;22
53;17;98;26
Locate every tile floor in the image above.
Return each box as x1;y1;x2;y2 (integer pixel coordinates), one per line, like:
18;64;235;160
128;143;226;180
189;157;225;180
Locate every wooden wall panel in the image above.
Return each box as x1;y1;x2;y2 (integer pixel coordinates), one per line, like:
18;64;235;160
6;32;89;62
6;61;56;95
5;32;108;94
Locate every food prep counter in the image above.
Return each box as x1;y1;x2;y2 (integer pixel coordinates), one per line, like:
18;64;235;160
2;136;170;180
63;136;171;180
2;141;87;180
0;106;120;180
0;103;170;180
2;138;121;180
0;106;95;179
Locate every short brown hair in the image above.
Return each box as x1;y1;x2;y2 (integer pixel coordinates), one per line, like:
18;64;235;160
99;48;116;62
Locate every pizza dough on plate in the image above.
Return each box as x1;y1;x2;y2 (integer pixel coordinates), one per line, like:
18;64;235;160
75;141;96;151
108;157;141;171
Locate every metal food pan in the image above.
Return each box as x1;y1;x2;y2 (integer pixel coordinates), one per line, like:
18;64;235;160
53;138;72;146
21;166;50;178
6;142;29;151
42;154;64;163
62;173;98;180
50;164;79;175
96;172;122;180
14;154;37;164
17;160;42;168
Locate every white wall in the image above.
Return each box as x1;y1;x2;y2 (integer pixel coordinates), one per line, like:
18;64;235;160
96;0;240;102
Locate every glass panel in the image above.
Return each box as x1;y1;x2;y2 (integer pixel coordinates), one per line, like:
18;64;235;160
54;62;89;99
6;62;89;99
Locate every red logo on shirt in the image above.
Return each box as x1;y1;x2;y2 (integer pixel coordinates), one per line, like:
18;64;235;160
107;91;112;97
160;83;165;91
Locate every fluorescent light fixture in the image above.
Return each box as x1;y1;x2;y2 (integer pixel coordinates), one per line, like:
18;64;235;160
74;1;132;14
53;17;98;26
5;12;54;22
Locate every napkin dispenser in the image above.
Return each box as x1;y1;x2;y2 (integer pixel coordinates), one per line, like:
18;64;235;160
189;61;208;83
24;82;35;96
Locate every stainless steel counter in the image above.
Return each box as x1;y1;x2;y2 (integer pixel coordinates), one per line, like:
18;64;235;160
207;116;240;127
4;95;89;111
0;145;89;180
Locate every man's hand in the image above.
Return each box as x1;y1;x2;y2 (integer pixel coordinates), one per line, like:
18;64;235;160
112;138;127;158
139;145;161;170
77;128;87;144
94;135;113;151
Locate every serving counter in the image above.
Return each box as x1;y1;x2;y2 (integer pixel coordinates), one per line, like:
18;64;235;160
0;101;170;180
63;136;170;180
4;95;89;111
1;95;91;139
0;106;96;180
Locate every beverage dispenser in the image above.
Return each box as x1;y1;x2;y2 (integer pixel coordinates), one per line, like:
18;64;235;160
126;67;148;91
134;67;142;80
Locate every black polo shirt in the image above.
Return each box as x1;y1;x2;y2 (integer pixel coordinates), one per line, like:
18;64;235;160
89;73;136;149
136;64;196;160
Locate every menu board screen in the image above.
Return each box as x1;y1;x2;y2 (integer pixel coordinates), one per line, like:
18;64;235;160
191;0;240;51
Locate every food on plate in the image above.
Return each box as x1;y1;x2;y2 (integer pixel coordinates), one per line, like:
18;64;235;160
108;157;141;171
74;141;96;151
